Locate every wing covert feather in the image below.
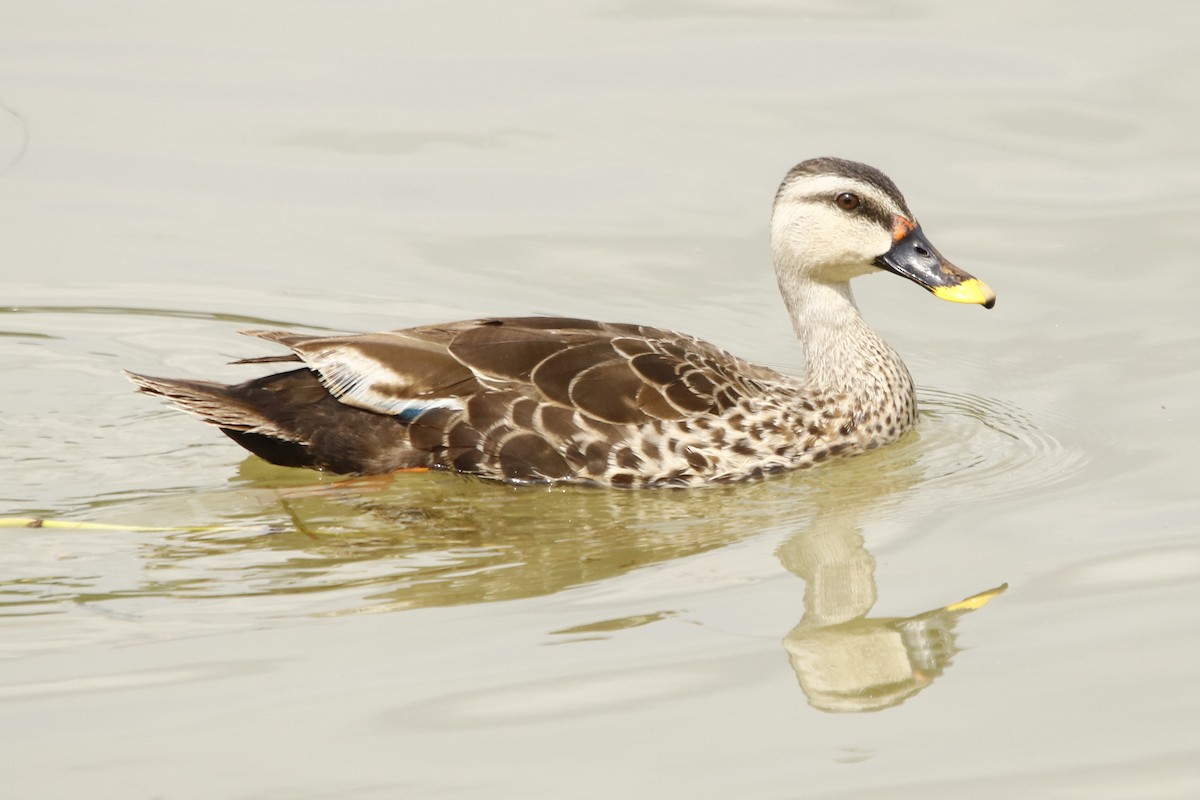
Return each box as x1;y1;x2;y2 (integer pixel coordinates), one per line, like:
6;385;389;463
240;318;789;429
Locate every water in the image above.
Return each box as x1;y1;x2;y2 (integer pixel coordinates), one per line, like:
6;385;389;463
3;2;1199;797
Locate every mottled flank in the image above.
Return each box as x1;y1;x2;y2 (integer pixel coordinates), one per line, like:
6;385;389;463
128;157;991;488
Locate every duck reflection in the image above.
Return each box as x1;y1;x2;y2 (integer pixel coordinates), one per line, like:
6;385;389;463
252;451;1003;713
774;454;1006;713
779;514;1004;712
83;439;1004;713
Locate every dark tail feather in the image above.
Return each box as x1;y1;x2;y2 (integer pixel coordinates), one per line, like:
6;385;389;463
125;371;284;434
125;369;418;474
126;370;322;469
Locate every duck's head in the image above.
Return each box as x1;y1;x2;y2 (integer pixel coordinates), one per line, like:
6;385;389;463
771;157;995;309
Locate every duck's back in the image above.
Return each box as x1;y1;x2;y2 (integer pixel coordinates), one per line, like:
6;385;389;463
130;316;812;487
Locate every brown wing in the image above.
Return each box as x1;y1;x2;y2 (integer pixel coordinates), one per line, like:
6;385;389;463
241;317;786;426
448;318;784;424
239;326;481;414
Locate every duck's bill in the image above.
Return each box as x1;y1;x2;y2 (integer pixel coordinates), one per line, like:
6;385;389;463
874;223;996;309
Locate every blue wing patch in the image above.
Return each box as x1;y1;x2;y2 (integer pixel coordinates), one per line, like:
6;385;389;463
397;406;425;423
392;398;464;422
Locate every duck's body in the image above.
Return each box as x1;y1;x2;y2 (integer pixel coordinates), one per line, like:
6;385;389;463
129;157;994;488
130;314;911;487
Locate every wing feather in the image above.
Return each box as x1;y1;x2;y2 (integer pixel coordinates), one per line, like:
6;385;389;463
235;319;789;434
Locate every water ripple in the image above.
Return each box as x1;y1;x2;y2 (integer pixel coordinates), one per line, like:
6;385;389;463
914;387;1091;503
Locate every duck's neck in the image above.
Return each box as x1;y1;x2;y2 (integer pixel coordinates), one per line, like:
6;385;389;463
780;276;912;405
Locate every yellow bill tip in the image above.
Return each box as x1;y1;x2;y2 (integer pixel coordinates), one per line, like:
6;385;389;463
945;582;1009;612
932;278;996;309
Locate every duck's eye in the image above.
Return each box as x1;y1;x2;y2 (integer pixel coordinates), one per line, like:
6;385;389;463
835;192;860;211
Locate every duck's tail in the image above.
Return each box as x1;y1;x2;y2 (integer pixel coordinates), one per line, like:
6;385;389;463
125;369;416;473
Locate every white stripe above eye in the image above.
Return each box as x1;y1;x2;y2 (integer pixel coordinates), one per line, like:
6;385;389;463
782;174;903;214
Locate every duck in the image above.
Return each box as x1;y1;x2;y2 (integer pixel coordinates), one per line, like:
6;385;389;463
128;157;995;488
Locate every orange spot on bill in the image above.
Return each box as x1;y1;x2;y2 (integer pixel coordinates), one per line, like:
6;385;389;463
891;216;916;241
